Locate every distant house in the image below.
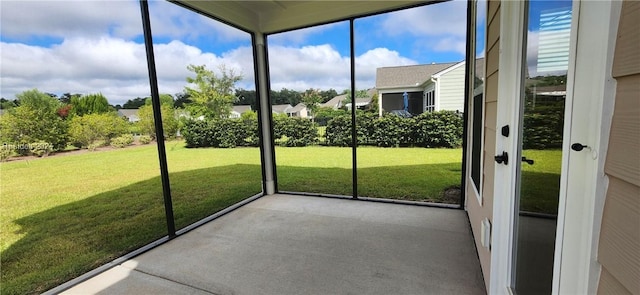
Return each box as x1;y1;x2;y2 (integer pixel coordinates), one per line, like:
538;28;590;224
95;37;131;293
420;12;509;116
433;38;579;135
117;109;140;122
321;88;376;110
376;59;484;116
230;105;252;118
271;104;293;115
287;103;309;118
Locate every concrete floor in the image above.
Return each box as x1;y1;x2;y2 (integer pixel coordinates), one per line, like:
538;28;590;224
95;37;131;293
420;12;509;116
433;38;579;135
62;194;485;295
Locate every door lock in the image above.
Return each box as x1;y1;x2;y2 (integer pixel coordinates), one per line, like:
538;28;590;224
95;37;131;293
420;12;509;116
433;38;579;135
495;151;508;165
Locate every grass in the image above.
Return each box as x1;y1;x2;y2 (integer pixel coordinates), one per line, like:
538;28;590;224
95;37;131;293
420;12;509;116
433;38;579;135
519;149;563;214
277;146;463;201
0;143;561;294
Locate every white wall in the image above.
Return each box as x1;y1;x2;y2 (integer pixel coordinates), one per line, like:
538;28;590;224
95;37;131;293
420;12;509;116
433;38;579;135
436;64;466;112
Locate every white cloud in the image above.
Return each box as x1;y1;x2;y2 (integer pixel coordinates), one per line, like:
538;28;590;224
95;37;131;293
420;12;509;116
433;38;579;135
0;1;247;43
433;37;467;55
0;1;142;39
0;36;255;104
381;0;467;38
527;31;539;77
268;45;416;91
1;37;417;104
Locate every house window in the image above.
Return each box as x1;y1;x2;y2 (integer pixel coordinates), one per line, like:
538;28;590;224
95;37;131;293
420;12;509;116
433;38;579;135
424;90;435;112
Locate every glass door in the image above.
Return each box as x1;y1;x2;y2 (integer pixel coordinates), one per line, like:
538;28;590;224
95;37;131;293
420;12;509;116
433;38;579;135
513;1;573;294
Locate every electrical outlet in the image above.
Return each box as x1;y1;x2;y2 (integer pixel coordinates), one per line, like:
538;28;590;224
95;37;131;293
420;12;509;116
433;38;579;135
481;218;491;249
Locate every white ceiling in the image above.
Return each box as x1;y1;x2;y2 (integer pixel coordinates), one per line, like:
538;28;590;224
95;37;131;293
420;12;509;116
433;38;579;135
173;1;433;34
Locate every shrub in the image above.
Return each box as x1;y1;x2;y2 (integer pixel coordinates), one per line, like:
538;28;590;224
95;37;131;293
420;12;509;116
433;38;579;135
0;145;14;161
522;104;564;149
325;115;352;146
137;104;179;140
110;134;134;148
69;113;128;148
324;110;463;148
139;135;152;144
182;118;259;148
273;116;317;147
413;111;463;148
88;141;106;151
0;90;69;151
29;142;53;157
372;115;414;147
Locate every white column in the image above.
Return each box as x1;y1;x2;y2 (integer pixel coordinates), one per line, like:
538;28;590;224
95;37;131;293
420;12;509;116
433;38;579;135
254;33;276;195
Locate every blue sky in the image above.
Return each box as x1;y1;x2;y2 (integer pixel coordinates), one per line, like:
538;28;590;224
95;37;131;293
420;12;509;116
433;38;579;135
1;0;473;105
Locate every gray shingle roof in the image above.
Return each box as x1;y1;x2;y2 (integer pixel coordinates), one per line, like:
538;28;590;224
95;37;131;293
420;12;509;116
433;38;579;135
271;104;293;114
321;88;376;109
117;109;139;118
288;103;307;113
376;62;458;89
321;94;348;108
232;105;252;114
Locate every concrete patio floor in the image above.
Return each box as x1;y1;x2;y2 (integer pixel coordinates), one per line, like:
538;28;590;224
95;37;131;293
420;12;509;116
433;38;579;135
62;194;486;295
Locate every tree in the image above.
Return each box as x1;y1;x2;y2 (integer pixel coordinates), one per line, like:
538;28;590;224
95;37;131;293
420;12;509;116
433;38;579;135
70;93;111;116
234;89;256;108
144;94;175;108
0;89;68;151
137;104;178;140
301;88;322;123
68;113;128;149
59;93;81;104
319;89;338;103
122;97;146;109
0;98;17;110
174;92;192;109
184;64;243;119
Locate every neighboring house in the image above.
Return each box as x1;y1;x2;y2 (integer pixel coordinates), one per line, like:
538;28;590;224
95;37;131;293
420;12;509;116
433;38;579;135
271;104;293;116
287;103;309;118
376;59;484;116
321;93;348;109
321;88;376;110
230;105;252;118
117;109;140;122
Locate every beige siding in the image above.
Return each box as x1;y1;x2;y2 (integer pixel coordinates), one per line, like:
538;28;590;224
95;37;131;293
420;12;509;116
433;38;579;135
598;1;640;294
598;268;633;295
437;64;466;112
466;0;500;292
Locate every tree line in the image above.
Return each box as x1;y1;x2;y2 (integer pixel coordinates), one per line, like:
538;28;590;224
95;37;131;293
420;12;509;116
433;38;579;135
0;63;378;160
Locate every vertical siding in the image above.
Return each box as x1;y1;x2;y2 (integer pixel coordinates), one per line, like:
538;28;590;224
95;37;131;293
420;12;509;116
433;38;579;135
467;0;500;292
437;64;466;112
597;1;640;294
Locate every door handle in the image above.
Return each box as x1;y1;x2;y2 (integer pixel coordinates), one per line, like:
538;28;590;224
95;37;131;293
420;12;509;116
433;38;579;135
571;143;589;151
495;151;508;165
521;157;534;165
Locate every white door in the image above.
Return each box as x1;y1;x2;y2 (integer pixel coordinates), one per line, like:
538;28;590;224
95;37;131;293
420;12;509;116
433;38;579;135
489;0;619;294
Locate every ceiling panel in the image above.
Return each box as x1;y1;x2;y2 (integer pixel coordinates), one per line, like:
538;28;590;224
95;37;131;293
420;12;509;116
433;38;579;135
174;0;433;34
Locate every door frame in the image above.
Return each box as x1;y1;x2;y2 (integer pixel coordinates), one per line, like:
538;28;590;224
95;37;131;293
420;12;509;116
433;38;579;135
489;0;621;294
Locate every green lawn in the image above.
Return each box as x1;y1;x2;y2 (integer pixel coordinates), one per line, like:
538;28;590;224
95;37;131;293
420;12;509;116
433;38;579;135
0;143;560;294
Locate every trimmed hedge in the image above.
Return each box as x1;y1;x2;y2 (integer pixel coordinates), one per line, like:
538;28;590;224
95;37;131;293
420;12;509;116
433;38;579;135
182;118;258;148
273;116;317;147
182;110;465;149
325;110;463;148
522;104;564;149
